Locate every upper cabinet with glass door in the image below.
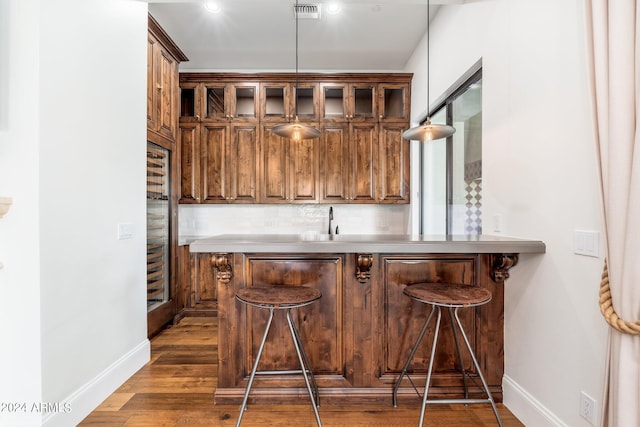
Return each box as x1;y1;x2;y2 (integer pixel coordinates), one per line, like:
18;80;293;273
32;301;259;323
260;82;319;123
179;82;258;123
205;83;258;122
320;82;377;123
378;83;410;123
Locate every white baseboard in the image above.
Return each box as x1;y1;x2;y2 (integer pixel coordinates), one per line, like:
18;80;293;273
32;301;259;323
42;339;150;427
503;375;568;427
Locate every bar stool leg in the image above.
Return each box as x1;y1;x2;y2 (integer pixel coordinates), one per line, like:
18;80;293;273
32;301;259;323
286;309;322;427
452;307;503;427
393;305;437;407
418;306;442;427
447;307;469;400
286;309;320;407
236;307;275;427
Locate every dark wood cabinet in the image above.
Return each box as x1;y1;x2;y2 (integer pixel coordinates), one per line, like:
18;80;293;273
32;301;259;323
178;122;259;204
178;73;411;205
320;122;379;203
176;248;218;317
261;125;320;203
320;82;377;123
178;122;200;203
201;123;259;203
147;17;187;145
260;82;319;123
378;123;410;203
146;15;188;337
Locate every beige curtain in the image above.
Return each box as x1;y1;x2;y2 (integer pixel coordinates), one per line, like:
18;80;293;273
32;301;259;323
585;0;640;426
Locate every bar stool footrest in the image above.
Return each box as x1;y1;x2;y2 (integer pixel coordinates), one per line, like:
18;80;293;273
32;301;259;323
423;398;495;405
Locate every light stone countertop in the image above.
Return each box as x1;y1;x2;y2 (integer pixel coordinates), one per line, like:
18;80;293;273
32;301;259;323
188;234;546;254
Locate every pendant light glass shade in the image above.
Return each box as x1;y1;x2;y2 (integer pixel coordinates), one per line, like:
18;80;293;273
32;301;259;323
403;0;455;142
272;0;320;141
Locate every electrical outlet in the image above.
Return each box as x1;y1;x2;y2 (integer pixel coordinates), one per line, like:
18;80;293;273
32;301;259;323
580;391;596;425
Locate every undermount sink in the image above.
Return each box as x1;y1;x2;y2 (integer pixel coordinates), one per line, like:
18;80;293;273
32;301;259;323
298;232;335;242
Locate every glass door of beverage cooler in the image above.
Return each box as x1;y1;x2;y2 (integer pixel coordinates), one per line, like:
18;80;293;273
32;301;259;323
146;142;174;334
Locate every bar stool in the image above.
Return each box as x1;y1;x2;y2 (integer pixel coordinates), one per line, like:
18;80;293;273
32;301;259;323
235;285;322;427
392;282;503;427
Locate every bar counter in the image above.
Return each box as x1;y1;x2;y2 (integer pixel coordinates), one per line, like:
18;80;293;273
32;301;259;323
189;234;545;405
189;233;546;254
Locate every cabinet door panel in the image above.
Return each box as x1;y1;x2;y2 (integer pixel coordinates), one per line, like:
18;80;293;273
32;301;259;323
192;254;217;306
378;124;410;203
260;127;289;202
320;125;349;202
351;123;378;203
178;123;200;203
201;125;228;203
230;125;258;203
243;256;344;377
290;136;319;202
147;34;159;131
382;257;477;380
158;48;177;140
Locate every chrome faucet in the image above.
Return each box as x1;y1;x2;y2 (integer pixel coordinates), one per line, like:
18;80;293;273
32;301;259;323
328;206;333;235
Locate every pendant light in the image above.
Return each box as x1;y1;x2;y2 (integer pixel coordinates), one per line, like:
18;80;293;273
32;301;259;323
402;0;455;141
272;0;321;141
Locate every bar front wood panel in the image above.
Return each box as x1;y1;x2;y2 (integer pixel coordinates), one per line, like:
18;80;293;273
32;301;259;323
243;256;343;377
214;252;505;405
379;256;499;398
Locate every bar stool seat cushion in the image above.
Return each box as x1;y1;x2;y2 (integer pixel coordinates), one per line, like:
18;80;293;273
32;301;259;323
404;282;491;307
237;285;322;307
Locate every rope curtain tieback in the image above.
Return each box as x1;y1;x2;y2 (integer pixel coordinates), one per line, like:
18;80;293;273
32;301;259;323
599;259;640;335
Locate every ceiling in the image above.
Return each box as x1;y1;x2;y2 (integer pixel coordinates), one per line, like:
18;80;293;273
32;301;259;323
148;1;467;72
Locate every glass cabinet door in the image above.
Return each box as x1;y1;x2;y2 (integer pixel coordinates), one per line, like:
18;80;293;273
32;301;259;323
204;85;227;120
261;83;290;122
179;83;199;122
321;84;347;121
378;84;409;122
350;84;376;121
293;83;318;120
232;84;257;120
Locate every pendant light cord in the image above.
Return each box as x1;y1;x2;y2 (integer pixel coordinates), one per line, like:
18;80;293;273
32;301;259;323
426;0;430;123
295;0;299;118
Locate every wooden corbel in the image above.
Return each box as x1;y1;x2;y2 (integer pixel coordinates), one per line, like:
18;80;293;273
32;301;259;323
490;253;519;282
355;254;373;283
212;253;233;283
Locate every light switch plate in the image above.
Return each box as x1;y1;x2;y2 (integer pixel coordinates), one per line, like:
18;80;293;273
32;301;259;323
117;223;134;240
574;230;599;257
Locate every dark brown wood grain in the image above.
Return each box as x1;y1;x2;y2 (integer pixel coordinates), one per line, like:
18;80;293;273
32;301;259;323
213;252;507;405
178;73;412;205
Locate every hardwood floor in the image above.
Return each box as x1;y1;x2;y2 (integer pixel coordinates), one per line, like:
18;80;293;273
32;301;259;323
79;317;524;426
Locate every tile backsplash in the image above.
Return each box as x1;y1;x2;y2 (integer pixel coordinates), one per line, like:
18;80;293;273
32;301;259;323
179;204;411;237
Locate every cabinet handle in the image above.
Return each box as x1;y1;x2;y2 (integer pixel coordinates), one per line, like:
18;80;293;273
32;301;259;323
156;83;162;90
195;115;200;120
379;115;383;119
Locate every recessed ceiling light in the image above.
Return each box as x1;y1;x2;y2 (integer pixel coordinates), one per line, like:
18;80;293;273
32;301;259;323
204;2;221;13
326;3;342;14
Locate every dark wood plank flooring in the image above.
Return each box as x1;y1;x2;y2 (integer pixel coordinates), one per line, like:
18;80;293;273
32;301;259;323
79;317;524;426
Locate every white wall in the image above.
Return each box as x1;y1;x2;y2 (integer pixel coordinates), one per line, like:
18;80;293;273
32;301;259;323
405;1;609;426
0;1;150;426
0;1;43;426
